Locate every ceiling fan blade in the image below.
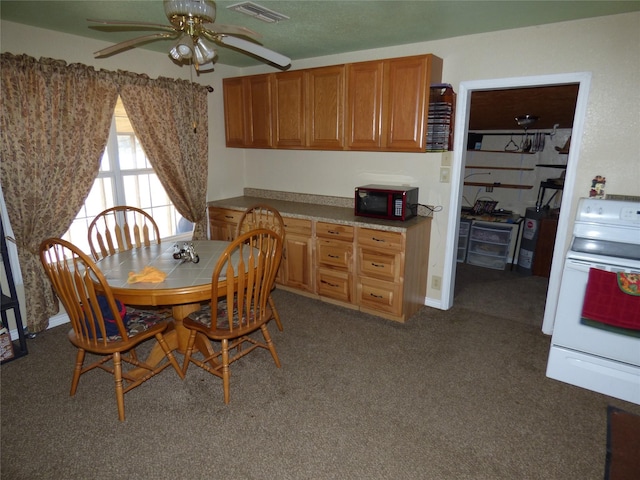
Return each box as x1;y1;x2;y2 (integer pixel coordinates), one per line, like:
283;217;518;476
202;22;261;39
87;18;177;33
218;35;290;68
94;32;178;57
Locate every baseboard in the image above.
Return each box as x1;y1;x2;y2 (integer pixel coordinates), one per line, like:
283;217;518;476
424;297;442;309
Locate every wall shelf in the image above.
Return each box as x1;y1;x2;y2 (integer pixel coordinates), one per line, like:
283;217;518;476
464;182;533;190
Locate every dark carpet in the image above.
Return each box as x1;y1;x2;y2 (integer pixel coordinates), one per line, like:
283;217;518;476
2;267;640;479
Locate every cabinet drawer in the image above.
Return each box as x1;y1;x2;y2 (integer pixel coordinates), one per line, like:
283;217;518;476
316;222;354;241
316;239;353;270
358;248;402;281
208;208;244;224
357;277;402;316
357;228;404;251
468;239;509;258
282;216;312;236
470;225;511;244
466;252;507;270
316;268;352;303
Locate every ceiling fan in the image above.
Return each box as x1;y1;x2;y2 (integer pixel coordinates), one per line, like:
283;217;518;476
89;0;291;71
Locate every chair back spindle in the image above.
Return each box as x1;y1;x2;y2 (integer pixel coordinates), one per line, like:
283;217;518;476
88;206;160;261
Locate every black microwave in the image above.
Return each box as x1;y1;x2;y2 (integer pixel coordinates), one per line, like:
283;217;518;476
354;185;419;221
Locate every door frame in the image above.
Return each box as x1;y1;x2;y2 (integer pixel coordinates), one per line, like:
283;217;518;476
441;72;592;335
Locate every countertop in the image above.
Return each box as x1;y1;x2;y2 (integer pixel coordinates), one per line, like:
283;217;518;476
208;196;431;233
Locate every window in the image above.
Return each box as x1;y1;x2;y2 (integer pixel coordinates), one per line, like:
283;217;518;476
63;97;181;254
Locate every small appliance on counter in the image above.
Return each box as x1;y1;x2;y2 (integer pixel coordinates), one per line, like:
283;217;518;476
355;184;418;221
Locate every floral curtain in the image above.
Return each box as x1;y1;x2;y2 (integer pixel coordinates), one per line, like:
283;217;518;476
118;72;209;240
0;53;118;332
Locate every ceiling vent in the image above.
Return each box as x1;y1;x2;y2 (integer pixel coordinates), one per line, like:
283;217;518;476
227;2;289;23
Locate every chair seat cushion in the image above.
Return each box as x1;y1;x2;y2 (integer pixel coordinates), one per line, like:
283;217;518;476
104;308;169;341
186;300;257;330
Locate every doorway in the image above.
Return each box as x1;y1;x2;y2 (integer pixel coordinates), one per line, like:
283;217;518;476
441;73;592;335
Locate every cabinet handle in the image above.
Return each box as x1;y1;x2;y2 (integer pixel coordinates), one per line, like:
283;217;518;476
328;230;340;235
328;254;339;259
224;215;234;219
369;293;383;299
321;280;339;288
372;237;385;243
371;262;384;268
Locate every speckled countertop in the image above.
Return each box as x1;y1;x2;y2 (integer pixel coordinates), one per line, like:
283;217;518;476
207;189;431;233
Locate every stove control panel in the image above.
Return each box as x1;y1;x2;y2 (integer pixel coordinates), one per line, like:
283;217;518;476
620;207;640;223
577;198;640;226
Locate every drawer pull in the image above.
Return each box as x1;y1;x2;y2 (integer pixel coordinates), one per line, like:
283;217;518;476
328;230;340;235
224;215;234;219
372;237;385;243
371;262;384;268
369;293;383;299
328;254;339;259
321;280;339;288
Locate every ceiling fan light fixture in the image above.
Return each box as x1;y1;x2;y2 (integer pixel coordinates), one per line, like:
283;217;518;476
194;38;217;65
164;0;216;22
169;35;194;60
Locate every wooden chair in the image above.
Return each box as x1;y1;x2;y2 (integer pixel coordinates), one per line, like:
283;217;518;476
235;204;285;331
181;228;283;404
88;206;160;261
39;238;184;421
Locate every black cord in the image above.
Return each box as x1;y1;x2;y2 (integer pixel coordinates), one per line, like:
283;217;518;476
419;203;443;213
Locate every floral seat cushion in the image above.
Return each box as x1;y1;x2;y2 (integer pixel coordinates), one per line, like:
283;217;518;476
186;300;257;330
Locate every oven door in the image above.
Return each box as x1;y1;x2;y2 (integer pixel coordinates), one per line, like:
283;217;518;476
551;256;640;366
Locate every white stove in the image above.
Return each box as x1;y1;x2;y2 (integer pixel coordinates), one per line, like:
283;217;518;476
546;197;640;404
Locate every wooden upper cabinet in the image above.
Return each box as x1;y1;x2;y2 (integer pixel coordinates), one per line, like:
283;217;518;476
222;74;273;148
306;65;345;149
347;54;443;152
346;60;384;150
273;70;306;148
245;74;273;147
223;54;443;152
223;77;246;147
384;55;437;151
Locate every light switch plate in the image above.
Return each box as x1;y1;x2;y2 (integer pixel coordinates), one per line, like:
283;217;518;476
439;167;451;183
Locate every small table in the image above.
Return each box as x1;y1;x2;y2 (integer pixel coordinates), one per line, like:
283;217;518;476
97;240;234;365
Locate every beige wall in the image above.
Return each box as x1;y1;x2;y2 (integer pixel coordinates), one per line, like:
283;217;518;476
2;12;639;307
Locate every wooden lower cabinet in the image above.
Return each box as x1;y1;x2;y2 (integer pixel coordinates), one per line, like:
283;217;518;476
315;222;354;303
209;205;430;322
208;207;244;241
280;217;314;293
356;221;430;322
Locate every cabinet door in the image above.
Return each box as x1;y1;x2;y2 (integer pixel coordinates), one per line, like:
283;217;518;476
345;60;384;150
282;233;313;292
208;207;243;241
245;74;273;148
383;56;430;151
279;217;313;292
223;77;246;147
273;71;306;148
306;65;345;149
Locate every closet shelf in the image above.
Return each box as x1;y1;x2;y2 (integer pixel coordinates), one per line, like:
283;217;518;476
466;165;534;171
466;149;535;154
464;182;533;190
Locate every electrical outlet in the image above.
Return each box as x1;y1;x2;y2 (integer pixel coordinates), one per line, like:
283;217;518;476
431;275;442;290
439;167;451;183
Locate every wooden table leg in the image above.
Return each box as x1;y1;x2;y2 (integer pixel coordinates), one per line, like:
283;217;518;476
136;303;218;370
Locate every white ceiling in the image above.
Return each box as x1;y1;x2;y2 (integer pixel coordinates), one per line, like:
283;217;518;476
1;1;638;69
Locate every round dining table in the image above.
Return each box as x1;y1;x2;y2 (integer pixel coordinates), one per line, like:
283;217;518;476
96;239;237;366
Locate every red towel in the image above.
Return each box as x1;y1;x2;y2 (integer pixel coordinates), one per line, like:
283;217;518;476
581;268;640;331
